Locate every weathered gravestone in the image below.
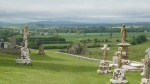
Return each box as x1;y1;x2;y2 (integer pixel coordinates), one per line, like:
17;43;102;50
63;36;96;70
110;25;128;84
110;69;127;83
97;44;112;74
9;36;16;48
117;24;130;64
16;47;31;64
141;48;150;84
38;44;45;55
110;47;128;84
16;25;32;65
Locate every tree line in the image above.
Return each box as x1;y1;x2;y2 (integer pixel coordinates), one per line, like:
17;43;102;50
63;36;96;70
36;25;150;35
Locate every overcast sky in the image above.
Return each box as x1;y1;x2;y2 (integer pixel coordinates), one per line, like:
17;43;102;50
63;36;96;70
0;0;150;23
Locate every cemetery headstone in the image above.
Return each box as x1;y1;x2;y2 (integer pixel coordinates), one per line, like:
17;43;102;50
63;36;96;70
141;49;150;84
10;36;16;48
110;69;128;84
38;44;45;55
110;25;128;84
16;25;32;65
97;44;112;74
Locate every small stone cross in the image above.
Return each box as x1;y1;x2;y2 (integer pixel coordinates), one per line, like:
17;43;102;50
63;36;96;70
101;44;110;60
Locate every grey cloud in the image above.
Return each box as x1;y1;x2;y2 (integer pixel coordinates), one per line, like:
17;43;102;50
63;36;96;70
0;0;150;23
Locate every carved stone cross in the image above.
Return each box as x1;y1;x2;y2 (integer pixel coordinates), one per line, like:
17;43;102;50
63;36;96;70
101;44;110;60
20;24;30;48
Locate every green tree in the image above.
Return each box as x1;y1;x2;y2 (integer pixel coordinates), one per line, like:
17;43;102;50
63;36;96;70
136;35;147;44
130;35;147;45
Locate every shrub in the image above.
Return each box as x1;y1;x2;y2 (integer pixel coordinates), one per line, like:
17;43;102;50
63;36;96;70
130;35;147;45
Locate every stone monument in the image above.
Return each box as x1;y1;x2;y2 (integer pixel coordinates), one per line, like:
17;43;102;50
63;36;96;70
16;25;32;65
110;25;128;84
110;47;128;84
117;24;130;60
38;44;45;55
97;44;112;74
9;36;16;48
141;48;150;84
113;24;130;66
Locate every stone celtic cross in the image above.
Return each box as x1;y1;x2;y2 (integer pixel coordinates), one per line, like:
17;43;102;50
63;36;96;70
20;25;30;48
101;44;110;61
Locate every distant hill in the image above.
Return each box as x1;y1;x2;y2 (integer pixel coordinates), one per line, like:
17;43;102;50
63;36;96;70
27;20;85;26
0;21;13;25
0;20;150;27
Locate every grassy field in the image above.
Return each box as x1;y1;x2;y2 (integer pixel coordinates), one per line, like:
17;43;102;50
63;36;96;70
80;40;150;61
56;32;150;62
43;43;69;47
0;50;142;84
15;32;150;61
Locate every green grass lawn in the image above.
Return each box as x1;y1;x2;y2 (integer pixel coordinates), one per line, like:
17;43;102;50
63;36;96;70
43;43;69;47
0;49;142;84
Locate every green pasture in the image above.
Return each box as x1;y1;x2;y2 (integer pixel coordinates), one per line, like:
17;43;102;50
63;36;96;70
83;40;150;62
43;43;69;47
14;32;150;62
58;32;150;42
0;50;142;84
15;32;150;42
56;32;150;62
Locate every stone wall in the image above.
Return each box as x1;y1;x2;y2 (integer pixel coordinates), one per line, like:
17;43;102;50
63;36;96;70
0;48;20;54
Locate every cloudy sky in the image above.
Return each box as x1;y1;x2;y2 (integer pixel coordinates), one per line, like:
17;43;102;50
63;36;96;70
0;0;150;23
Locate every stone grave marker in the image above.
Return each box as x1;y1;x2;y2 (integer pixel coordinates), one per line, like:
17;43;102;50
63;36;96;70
141;50;150;84
38;44;45;55
16;25;32;65
110;25;128;84
97;44;112;74
10;37;16;48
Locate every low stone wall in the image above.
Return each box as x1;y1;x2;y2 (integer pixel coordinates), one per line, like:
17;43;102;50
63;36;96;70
0;48;20;54
56;52;101;62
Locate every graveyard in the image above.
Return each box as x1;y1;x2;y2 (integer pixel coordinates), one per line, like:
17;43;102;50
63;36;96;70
0;50;142;84
1;0;150;83
0;24;150;84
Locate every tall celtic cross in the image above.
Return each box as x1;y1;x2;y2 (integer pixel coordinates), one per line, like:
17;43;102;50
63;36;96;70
101;44;110;61
20;25;30;48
